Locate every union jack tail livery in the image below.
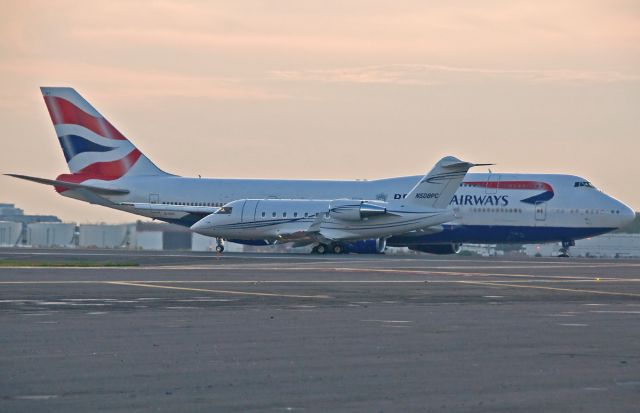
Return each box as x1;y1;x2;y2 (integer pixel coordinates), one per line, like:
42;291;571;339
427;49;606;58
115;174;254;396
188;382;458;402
41;87;167;184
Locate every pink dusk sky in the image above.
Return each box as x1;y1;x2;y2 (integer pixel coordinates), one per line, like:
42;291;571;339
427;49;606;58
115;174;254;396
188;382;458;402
0;1;638;223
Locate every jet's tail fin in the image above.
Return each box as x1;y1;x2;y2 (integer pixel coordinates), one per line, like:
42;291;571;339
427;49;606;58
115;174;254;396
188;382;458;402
398;156;487;209
41;87;169;182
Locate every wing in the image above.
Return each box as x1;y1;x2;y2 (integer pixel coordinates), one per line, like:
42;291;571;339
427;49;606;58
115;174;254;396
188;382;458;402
6;173;129;196
119;202;219;214
305;213;354;242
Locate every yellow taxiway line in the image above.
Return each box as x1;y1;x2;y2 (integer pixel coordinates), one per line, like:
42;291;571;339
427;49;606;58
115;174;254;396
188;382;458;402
106;281;331;299
459;280;640;298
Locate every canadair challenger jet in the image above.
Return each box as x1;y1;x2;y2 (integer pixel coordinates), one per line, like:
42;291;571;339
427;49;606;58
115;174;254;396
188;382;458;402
189;156;482;253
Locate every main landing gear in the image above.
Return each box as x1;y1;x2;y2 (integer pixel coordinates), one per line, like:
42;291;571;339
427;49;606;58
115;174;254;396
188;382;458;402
312;243;344;254
215;238;225;253
558;240;575;258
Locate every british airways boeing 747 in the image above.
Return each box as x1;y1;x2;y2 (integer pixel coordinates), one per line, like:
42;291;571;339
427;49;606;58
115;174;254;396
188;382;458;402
6;87;635;255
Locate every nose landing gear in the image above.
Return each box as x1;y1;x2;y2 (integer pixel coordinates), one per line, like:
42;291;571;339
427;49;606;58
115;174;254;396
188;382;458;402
558;240;574;258
215;238;225;253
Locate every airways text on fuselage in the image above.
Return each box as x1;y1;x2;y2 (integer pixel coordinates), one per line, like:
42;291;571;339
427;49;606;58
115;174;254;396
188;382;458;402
395;192;509;207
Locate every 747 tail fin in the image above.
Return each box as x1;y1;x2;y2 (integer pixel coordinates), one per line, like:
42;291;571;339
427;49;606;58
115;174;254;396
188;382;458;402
41;87;168;183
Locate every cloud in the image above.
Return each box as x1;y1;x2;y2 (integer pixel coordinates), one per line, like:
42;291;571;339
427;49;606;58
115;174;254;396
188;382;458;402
0;58;288;103
271;64;640;86
67;27;379;56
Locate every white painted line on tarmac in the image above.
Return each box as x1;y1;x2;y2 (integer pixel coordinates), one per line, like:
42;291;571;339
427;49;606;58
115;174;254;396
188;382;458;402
107;281;331;299
1;278;639;285
362;320;413;323
589;310;640;314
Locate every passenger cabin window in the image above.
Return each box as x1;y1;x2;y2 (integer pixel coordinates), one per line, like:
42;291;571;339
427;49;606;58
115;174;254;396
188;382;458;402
272;212;276;218
261;212;266;217
216;206;233;214
293;212;298;218
283;212;287;218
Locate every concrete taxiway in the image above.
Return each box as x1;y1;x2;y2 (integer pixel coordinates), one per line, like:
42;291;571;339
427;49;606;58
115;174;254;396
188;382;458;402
1;249;640;412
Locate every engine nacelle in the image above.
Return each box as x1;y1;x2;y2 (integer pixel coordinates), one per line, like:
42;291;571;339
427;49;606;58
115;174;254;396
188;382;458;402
344;238;387;254
329;200;387;221
409;243;462;255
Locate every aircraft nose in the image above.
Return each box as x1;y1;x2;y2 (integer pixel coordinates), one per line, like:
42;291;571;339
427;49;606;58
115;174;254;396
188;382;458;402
618;204;636;229
190;217;214;234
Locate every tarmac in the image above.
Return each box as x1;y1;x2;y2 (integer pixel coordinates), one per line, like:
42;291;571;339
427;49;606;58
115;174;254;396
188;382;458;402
1;248;640;412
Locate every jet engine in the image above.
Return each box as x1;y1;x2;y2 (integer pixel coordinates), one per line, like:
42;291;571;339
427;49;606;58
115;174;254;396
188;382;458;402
329;200;387;221
409;243;462;255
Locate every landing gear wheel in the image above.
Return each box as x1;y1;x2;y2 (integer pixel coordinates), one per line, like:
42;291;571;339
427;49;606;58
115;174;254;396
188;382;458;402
332;244;344;254
315;244;327;254
215;238;225;253
558;240;574;258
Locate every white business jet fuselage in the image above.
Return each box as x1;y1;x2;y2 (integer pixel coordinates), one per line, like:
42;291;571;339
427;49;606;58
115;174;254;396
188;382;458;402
189;157;477;251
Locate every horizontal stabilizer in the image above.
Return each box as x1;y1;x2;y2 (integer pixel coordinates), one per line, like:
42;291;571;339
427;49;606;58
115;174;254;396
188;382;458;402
443;161;493;170
5;173;130;195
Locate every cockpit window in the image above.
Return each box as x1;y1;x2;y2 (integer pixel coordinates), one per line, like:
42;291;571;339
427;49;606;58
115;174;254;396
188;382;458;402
574;181;596;189
215;206;233;214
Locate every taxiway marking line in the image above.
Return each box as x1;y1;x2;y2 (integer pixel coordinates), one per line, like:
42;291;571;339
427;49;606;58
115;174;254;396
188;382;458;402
2;279;640;284
133;263;640;271
267;267;619;281
106;281;331;299
459;280;640;298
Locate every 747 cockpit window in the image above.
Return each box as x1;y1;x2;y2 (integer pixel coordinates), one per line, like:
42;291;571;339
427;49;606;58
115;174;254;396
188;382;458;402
216;206;233;214
574;181;596;189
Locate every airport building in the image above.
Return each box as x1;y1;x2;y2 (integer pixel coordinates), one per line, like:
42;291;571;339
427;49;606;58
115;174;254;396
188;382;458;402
0;203;236;251
0;203;62;246
79;224;131;249
0;221;22;246
75;222;241;251
27;222;75;248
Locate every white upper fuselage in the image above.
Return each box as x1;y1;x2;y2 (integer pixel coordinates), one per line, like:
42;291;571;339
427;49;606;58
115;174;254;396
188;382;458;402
61;171;635;245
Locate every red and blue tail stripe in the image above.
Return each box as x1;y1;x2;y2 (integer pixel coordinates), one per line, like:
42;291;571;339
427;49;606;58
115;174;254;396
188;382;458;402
44;95;127;141
58;134;116;162
464;180;555;204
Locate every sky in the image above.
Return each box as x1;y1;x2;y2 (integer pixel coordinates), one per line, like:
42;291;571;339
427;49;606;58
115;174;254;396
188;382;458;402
0;0;638;223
